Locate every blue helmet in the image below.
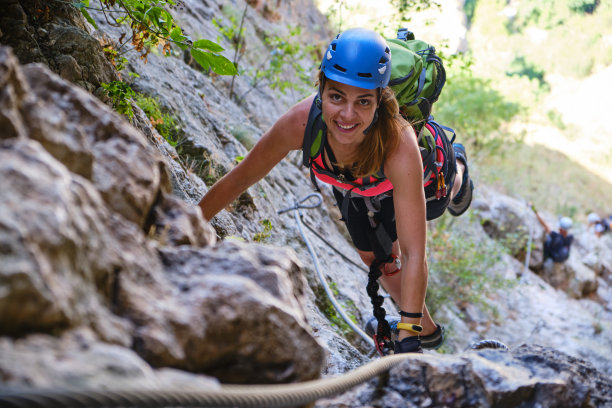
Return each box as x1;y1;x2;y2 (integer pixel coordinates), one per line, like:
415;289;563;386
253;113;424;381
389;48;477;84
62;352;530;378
321;28;391;90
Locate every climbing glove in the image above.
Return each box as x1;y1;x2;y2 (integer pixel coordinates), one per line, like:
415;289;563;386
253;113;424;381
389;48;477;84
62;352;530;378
394;336;423;354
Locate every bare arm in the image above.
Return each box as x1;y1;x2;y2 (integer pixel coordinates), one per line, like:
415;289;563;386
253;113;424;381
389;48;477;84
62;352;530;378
198;95;314;220
532;207;551;234
384;126;428;338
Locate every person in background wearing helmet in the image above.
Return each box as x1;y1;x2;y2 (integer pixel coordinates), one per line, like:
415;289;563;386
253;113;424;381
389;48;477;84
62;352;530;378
587;212;610;238
199;28;471;354
532;204;574;263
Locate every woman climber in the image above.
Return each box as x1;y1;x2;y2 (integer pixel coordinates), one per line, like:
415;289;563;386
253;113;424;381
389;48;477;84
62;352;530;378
199;28;473;354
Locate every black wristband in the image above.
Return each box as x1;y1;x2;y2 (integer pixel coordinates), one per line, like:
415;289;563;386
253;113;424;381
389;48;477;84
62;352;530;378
399;310;424;318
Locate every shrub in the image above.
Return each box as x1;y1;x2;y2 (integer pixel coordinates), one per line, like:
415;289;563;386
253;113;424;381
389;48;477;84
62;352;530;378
134;94;181;146
426;215;516;319
433;54;522;155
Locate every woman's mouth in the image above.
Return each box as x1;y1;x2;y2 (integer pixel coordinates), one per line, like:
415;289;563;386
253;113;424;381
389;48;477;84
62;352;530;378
335;121;358;131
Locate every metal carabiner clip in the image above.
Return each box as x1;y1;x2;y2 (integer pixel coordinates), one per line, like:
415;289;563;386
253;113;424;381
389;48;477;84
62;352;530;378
277;193;323;214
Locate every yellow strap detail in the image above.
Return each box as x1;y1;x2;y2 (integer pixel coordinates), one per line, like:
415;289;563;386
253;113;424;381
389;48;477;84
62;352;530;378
397;322;423;333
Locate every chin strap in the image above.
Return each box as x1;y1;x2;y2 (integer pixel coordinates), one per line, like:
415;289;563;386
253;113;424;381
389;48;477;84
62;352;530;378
362;109;379;135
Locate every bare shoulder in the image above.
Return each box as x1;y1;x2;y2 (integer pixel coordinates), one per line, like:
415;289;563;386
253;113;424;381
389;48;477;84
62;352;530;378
387;124;420;166
269;94;316;151
385;124;424;200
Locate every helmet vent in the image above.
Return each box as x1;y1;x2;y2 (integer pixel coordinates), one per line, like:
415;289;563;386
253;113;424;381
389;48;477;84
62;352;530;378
331;43;337;51
333;64;347;72
379;56;389;64
357;72;372;78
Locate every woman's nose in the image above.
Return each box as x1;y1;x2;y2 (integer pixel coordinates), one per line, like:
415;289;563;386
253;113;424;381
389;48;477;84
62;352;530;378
339;103;355;119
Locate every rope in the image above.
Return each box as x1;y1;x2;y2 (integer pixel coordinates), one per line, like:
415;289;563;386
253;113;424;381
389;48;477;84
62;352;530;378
366;259;393;355
470;339;509;351
523;202;534;276
0;353;414;408
0;337;513;408
278;193;375;348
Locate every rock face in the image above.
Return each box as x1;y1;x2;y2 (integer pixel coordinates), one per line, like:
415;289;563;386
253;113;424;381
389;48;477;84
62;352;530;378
318;344;612;408
0;45;325;385
0;0;119;92
473;186;609;299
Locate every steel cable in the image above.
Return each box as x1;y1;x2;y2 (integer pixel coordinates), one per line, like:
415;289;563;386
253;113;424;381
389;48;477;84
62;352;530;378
278;193;375;348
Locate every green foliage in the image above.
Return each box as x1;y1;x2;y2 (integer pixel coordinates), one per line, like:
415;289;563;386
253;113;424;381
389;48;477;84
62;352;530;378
507;0;601;32
214;5;316;100
389;0;440;25
546;109;567;130
230;125;255;150
244;25;316;96
134;94;181;145
312;281;358;336
102;46;128;71
101;80;136;117
253;219;273;242
433;54;522;155
321;0;438;34
567;0;599;14
318;0;361;33
74;0;236;75
471;1;611;79
426;215;516;319
506;56;549;91
73;0;98;28
213;11;245;49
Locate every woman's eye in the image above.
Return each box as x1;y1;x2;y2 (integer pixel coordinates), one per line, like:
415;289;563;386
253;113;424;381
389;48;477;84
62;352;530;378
359;99;371;106
330;93;342;101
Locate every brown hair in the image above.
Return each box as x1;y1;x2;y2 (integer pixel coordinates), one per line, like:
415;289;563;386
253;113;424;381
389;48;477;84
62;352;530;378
351;87;406;178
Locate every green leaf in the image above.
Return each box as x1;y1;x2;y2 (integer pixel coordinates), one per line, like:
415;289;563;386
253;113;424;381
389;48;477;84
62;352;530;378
170;26;184;41
207;53;238;76
190;48;211;71
193;39;224;52
170;27;188;50
79;8;98;29
145;7;163;29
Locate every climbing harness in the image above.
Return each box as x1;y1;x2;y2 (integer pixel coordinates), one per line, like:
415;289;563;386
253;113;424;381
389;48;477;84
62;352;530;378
278;193;375;348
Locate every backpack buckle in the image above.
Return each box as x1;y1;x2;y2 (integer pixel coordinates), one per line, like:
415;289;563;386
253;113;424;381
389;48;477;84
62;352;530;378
436;171;446;199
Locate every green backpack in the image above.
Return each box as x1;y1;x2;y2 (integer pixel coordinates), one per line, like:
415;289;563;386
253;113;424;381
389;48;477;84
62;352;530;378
387;28;446;131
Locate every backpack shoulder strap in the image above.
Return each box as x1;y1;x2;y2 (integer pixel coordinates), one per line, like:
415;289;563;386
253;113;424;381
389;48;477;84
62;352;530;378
302;94;325;167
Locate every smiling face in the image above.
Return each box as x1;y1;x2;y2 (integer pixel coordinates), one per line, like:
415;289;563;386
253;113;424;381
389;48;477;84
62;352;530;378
321;79;378;151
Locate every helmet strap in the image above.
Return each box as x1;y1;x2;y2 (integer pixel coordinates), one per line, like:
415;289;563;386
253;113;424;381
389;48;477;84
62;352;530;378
363;109;379;135
318;73;326;101
363;89;382;135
